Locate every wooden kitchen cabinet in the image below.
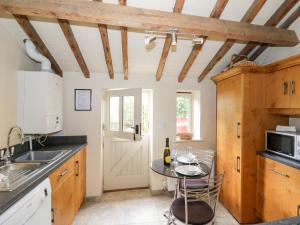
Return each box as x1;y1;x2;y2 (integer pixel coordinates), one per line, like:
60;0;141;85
288;66;300;108
266;70;290;108
49;147;86;225
216;74;242;219
74;147;86;212
266;55;300;114
50;156;75;225
257;156;300;222
212;67;288;224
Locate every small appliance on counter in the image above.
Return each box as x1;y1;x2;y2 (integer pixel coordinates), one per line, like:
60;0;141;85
265;130;300;161
275;125;296;132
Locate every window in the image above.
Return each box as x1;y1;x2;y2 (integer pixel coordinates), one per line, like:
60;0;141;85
122;96;134;132
109;96;119;131
142;91;150;134
176;92;193;134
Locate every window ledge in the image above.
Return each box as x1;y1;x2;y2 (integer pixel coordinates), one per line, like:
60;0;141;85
175;138;204;143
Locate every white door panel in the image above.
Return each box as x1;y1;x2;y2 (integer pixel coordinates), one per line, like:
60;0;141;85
104;136;149;190
103;88;149;190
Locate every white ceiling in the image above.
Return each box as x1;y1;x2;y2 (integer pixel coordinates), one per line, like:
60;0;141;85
0;0;299;81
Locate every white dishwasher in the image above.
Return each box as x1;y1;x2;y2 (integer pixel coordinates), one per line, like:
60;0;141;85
0;178;51;225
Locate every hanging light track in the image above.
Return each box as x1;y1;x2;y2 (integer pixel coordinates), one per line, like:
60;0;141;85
144;28;204;48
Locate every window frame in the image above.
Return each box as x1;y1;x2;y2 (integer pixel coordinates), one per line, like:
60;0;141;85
176;91;194;135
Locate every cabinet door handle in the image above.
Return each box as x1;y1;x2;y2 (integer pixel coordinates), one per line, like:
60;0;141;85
51;208;55;223
237;122;241;139
237;156;240;173
290;80;295;95
59;168;69;177
270;168;289;178
282;81;289;95
75;161;80;177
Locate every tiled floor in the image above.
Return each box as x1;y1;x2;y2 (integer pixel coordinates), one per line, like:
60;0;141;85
72;189;240;225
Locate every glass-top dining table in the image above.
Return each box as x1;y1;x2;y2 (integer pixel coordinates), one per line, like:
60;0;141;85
151;159;210;179
151;158;211;223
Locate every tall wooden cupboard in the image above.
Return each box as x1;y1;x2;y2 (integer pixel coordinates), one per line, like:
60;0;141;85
212;67;288;223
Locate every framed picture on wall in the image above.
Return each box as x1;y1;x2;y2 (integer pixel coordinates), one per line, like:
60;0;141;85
74;89;92;111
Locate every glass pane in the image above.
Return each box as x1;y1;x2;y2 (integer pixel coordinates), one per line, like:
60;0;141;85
109;96;119;131
176;94;192;134
123;96;134;132
142;92;150;134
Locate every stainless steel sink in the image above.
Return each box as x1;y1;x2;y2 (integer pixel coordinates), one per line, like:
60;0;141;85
14;150;69;163
0;163;44;191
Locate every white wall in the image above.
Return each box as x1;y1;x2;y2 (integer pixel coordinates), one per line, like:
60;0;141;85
0;22;38;148
62;72;216;197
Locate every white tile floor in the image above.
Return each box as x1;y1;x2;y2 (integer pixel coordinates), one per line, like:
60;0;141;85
72;189;240;225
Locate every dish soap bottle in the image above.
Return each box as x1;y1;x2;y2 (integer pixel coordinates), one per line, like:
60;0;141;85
164;137;171;165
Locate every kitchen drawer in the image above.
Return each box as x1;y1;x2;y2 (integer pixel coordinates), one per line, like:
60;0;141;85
49;156;75;192
257;156;300;221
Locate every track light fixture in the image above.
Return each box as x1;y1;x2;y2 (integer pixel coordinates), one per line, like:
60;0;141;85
170;28;178;47
145;33;156;47
144;29;204;50
192;35;204;45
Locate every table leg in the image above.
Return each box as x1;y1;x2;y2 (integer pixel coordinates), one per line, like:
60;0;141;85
164;178;179;225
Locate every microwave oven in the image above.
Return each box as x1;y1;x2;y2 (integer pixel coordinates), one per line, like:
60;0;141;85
266;131;300;161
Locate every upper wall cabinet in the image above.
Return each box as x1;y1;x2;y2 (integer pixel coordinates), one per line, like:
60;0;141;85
265;55;300;116
18;71;63;134
266;66;300;109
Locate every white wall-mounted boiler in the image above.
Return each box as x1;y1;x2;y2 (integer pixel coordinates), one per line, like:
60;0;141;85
18;71;63;134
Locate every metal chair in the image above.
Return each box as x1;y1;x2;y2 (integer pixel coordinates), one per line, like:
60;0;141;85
169;173;224;225
179;150;215;192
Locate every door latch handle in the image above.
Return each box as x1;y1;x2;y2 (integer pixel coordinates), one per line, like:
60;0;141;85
135;125;139;134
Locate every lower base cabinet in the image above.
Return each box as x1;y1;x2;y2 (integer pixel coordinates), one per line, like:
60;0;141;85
49;147;86;225
257;156;300;222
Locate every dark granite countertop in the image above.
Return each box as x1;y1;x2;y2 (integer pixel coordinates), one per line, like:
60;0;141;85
253;216;300;225
0;136;87;215
257;151;300;170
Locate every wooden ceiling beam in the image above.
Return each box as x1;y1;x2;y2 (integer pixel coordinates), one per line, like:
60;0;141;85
1;0;298;46
155;0;185;81
94;0;114;79
14;14;62;76
119;0;128;80
58;19;89;78
197;0;268;82
234;0;298;63
177;0;229;83
0;5;5;15
98;24;114;79
249;6;300;61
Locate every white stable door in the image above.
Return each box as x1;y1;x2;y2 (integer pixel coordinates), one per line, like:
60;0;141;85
104;89;149;190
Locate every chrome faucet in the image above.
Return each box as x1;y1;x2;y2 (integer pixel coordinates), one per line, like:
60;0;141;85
5;126;24;164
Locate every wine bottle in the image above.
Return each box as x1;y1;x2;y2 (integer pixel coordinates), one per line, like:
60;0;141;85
164;137;171;165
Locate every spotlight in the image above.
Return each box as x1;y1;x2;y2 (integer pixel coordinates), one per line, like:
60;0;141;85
192;36;204;45
170;28;177;46
145;33;156;46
